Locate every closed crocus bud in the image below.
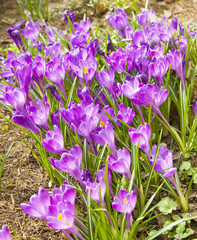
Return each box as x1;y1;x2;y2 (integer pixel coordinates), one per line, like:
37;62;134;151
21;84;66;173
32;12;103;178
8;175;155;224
91;124;117;154
0;226;11;240
28;96;50;131
41;125;66;155
131;84;168;114
150;144;177;178
108;148;131;180
12;111;40;135
129;123;151;157
116;104;135;126
96;67;115;93
21;20;41;42
50;145;82;183
62;10;76;24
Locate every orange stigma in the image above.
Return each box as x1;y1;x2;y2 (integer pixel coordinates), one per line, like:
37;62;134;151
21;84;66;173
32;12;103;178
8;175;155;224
57;213;70;226
100;121;107;127
123;198;127;204
84;67;89;73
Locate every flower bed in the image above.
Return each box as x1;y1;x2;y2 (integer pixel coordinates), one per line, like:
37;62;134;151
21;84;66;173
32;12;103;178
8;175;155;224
0;6;197;239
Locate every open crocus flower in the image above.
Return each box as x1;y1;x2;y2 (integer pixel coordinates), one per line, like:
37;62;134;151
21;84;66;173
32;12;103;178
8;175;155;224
41;125;66;155
112;189;137;230
0;226;11;240
150;144;177;178
129;123;151;158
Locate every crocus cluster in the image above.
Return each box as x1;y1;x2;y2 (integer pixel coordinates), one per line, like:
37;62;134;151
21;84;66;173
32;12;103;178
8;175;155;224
20;182;85;239
0;6;195;239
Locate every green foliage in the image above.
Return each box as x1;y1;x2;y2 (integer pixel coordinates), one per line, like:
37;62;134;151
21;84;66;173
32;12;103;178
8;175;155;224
157;197;178;215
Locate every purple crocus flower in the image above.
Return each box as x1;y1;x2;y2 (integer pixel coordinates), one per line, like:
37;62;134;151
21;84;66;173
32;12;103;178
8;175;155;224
12;111;39;135
45;85;62;103
27;96;50;131
149;57;170;86
167;49;186;91
1;86;26;113
51;110;60;127
105;48;127;73
116;104;135;126
7;20;25;50
150;144;177;178
41;125;66;155
20;188;51;220
45;60;66;98
121;77;143;99
132;84;168;114
73;17;91;33
77;86;93;106
193;102;197;115
21;20;41;42
96;67;115;94
108;148;131;179
60;101;99;141
112;189;137;214
50;145;82;183
137;9;155;27
7;30;24;51
32;55;45;84
81;169;94;187
45;42;62;59
44;25;64;44
175;36;187;55
112;189;137;230
70;53;97;86
85;181;106;205
107;8;132;39
129;123;151;157
91;124;117;154
95;165;114;197
16;64;33;98
0;226;11;240
46;202;75;230
62;10;76;24
0;225;11;240
70;31;89;48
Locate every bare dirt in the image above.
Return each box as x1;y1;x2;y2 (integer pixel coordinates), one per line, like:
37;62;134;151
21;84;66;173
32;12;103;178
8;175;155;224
0;0;197;239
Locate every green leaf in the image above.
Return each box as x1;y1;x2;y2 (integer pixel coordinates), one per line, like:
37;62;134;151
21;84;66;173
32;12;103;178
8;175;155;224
145;215;197;240
193;173;197;183
180;161;191;171
157;197;177;214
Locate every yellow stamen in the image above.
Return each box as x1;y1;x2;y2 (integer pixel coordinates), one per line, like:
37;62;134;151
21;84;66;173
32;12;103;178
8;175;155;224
84;67;89;73
57;213;70;226
164;31;167;34
180;38;183;42
100;121;107;127
123;198;127;204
